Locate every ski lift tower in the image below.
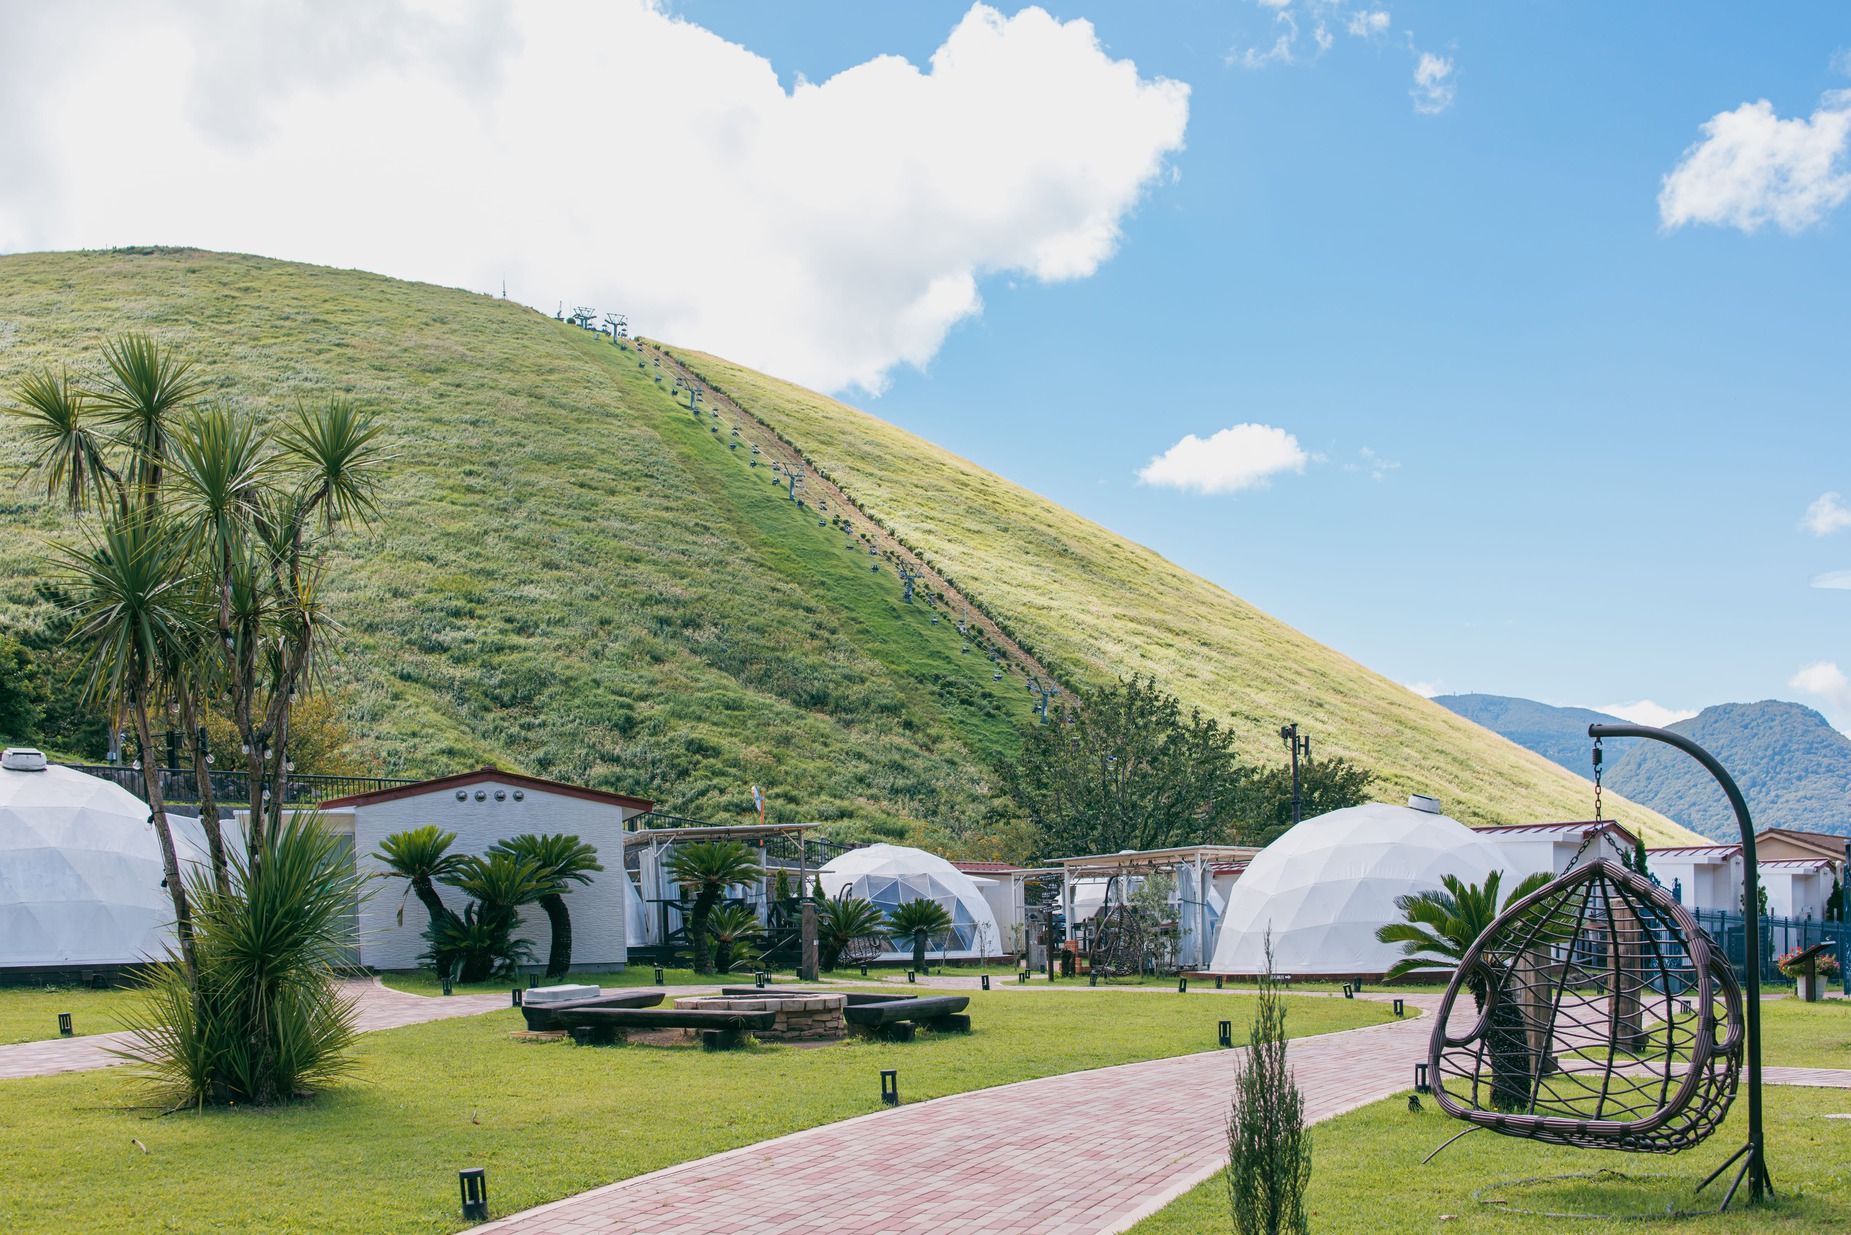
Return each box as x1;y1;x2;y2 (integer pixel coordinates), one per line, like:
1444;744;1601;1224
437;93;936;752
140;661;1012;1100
573;306;598;331
602;312;629;342
784;464;805;501
897;564;920;603
1027;676;1061;724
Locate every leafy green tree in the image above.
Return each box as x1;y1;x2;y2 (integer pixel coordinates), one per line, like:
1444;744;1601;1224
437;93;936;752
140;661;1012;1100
489;833;604;980
1005;674;1246;859
817;894;885;971
1236;754;1376;846
887;898;952;971
0;632;44;742
373;826;467;958
706;903;761;973
665;840;760;974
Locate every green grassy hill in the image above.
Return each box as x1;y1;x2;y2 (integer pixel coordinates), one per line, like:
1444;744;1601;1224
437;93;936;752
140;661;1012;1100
0;248;1698;848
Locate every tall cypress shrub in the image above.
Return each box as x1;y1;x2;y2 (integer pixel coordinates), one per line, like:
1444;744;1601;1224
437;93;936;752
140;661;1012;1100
1225;931;1312;1235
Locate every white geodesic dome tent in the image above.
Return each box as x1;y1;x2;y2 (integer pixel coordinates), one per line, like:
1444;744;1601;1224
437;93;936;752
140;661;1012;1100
1;757;209;968
819;843;1003;960
1209;800;1508;977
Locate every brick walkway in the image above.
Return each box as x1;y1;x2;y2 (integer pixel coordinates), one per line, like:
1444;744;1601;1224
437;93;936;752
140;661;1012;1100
0;978;508;1081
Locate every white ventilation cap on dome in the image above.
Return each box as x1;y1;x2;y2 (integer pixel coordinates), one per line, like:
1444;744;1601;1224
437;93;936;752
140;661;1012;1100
1407;793;1442;814
2;748;48;771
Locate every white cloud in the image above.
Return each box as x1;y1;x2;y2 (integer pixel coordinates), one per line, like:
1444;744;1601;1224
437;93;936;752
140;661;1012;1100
1812;570;1851;589
1406;680;1441;698
1347;11;1390;37
1803;492;1851;536
1598;700;1699;728
1790;661;1851;718
1411;52;1455;114
1138;423;1309;495
0;2;1189;395
1659;91;1851;234
1344;446;1399;480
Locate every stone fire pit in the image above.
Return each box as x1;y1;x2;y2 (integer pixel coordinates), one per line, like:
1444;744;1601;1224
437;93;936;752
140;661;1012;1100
673;993;847;1042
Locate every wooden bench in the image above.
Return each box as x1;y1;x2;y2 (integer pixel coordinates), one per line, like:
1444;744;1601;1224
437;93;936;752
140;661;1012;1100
519;989;666;1033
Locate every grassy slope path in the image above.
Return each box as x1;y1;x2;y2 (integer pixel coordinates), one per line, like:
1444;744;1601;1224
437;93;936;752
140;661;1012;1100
668;346;1697;843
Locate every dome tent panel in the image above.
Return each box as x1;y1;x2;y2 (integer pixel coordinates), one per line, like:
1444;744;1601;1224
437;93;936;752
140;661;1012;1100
818;843;1003;962
1210;801;1507;977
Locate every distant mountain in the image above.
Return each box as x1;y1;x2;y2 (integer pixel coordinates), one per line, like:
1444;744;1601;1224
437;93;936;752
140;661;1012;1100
1432;694;1637;780
1436;694;1851;841
1605;702;1851;841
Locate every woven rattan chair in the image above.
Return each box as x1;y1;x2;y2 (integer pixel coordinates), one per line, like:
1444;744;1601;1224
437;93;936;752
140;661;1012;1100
1427;858;1743;1153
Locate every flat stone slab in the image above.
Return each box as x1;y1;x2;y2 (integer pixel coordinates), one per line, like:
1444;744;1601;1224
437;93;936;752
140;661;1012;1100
524;984;602;1005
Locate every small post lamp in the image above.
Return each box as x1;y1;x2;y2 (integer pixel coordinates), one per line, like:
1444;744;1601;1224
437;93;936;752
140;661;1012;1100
981;975;991;991
1218;1020;1233;1048
654;966;665;985
1414;1063;1431;1094
442;975;454;997
880;1069;899;1107
459;1167;488;1220
755;971;768;989
58;1013;72;1037
1215;976;1224;990
859;963;869;977
1089;970;1097;987
1342;983;1354;999
1018;970;1028;985
906;971;916;983
1392;998;1404;1018
511;989;524;1008
1178;977;1188;994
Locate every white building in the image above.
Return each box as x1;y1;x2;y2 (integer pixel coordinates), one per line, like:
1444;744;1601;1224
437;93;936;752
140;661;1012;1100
818;843;1003;961
1760;859;1836;920
1208;798;1507;979
325;767;654;973
1477;820;1635;880
1646;845;1743;914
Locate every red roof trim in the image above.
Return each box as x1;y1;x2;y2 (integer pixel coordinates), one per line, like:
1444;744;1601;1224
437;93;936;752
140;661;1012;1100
319;766;654;812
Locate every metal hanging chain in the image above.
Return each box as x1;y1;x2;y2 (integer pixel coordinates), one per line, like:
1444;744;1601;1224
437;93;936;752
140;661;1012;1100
1592;736;1604;822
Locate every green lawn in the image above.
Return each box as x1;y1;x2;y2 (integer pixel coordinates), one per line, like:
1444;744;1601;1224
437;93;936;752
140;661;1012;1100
0;989;1387;1233
0;985;146;1044
1130;1083;1851;1233
1758;996;1851;1070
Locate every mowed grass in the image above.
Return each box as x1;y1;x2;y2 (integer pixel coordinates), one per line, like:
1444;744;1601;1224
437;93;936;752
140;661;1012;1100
1129;1084;1851;1233
0;989;1388;1234
1758;996;1851;1070
0;249;1029;848
0;985;146;1044
667;345;1698;845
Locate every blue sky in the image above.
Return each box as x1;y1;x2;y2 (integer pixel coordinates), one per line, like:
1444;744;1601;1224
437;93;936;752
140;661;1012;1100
676;0;1851;727
4;1;1848;728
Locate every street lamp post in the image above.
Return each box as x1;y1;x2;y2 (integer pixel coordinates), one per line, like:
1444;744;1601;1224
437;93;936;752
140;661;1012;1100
1280;724;1310;826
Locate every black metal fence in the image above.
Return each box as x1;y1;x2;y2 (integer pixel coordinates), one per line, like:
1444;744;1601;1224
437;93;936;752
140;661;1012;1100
63;764;417;808
1692;908;1847;991
625;809;864;866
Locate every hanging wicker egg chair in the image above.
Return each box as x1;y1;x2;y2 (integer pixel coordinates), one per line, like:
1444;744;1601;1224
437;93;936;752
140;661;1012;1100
1427;858;1744;1154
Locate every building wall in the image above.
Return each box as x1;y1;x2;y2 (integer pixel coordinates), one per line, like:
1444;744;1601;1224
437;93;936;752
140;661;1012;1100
351;781;632;972
1764;869;1830;920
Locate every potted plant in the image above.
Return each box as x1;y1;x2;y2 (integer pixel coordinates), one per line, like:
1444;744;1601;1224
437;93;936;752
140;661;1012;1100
1778;945;1841;1001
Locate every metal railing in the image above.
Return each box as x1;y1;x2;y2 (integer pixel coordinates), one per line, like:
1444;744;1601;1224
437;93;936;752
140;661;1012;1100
625;809;864;866
63;765;417;807
1692;908;1847;991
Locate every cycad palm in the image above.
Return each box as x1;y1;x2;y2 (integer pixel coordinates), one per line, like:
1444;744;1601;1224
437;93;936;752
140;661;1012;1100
664;840;760;974
887;898;953;971
817;895;885;971
1375;869;1554;1006
489;833;603;980
435;853;546;982
373;826;468;941
706;903;762;974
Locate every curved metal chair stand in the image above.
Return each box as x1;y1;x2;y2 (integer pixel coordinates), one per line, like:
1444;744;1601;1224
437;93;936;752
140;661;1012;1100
1427;858;1745;1154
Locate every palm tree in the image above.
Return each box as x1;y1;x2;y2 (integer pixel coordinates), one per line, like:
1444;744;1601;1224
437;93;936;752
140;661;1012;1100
436;853;546;983
664;840;760;974
489;833;603;980
54;512;200;975
374;826;468;937
1377;868;1555;1114
1376;869;1554;1004
707;903;762;974
887;898;953;972
817;895;885;971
